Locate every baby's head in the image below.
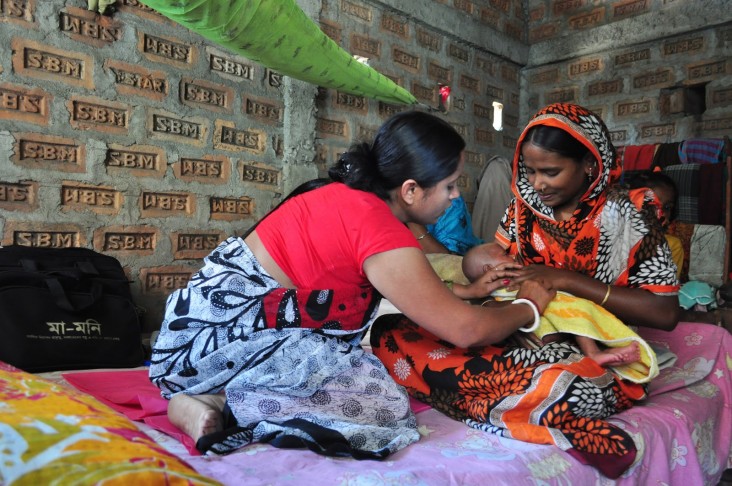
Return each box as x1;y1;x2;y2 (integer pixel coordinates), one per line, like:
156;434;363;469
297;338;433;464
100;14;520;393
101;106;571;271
462;243;515;282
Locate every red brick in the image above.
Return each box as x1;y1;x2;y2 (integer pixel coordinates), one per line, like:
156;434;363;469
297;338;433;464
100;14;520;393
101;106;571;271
213;120;266;153
411;82;436;104
350;33;381;59
105;59;168;102
0;82;50;126
320;19;342;43
140;191;195;218
380;12;409;39
568;7;605;30
171;231;226;260
93;225;160;256
138;31;197;67
243;95;284;124
334;91;369;112
427;60;452;83
11;132;86;173
316;117;349;139
60;6;122;47
147;108;209;147
60;181;122;215
181;77;234;114
341;0;372;22
3;221;86;248
240;161;281;192
460;74;480;93
206;46;256;83
67;95;130;135
173;155;231;185
448;44;469;64
479;7;499;28
615;99;652;117
0;180;38;212
612;0;649;19
209;196;255;222
0;0;35;26
12;38;94;90
140;266;195;295
105;143;167;178
568;57;603;78
417;28;441;52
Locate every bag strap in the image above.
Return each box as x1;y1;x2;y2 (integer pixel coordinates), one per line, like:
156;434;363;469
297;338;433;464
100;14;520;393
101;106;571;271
19;258;100;278
45;277;103;312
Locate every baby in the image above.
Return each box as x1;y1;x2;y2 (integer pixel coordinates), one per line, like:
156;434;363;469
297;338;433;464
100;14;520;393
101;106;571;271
462;243;641;368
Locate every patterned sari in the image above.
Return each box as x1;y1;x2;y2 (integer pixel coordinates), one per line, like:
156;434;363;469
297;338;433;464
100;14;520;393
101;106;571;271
150;236;419;458
370;104;679;479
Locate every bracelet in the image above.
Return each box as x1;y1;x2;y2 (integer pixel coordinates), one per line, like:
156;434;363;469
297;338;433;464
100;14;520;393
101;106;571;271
416;233;429;241
512;298;541;333
600;284;612;306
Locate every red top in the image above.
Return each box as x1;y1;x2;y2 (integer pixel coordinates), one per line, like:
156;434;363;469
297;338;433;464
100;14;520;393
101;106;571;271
256;182;419;289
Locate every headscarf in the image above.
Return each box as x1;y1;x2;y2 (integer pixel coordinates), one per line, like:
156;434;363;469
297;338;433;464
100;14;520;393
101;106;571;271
496;103;678;293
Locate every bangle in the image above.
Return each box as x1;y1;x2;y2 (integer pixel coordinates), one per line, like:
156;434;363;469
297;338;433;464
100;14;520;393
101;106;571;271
512;298;541;333
600;284;611;306
416;233;429;241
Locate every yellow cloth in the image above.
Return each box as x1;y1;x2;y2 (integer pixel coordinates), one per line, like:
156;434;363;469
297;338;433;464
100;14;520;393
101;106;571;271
666;234;684;279
426;255;658;383
426;253;469;285
536;292;658;384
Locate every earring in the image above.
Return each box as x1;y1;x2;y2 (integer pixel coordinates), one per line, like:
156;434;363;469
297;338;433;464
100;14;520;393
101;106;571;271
587;170;593;182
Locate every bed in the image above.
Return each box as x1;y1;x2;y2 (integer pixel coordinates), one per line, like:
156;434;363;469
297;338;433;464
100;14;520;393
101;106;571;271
1;318;730;485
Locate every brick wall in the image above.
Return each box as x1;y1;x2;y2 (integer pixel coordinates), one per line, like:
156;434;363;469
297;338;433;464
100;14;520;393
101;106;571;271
0;0;523;332
525;0;732;143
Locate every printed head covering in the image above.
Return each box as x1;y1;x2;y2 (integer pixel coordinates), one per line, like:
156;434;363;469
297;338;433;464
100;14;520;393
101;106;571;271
496;103;679;292
513;103;622;221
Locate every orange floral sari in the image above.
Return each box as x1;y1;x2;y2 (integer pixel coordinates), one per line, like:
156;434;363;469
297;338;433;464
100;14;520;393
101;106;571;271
371;104;679;479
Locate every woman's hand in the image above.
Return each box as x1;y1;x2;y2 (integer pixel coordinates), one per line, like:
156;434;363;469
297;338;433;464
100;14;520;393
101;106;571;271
453;262;523;299
506;264;571;292
515;279;555;314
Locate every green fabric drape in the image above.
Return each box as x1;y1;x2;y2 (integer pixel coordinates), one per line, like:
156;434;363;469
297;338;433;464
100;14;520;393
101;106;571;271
137;0;417;105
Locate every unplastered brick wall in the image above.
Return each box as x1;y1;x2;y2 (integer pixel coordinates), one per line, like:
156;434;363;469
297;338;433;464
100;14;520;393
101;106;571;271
0;0;525;332
524;0;732;144
314;0;527;211
0;0;293;331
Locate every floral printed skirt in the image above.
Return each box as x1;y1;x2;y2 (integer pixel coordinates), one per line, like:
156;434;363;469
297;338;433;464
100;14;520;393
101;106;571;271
149;237;419;458
370;314;647;479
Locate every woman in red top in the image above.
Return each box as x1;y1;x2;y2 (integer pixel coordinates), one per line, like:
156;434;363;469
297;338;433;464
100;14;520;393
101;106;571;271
149;110;553;459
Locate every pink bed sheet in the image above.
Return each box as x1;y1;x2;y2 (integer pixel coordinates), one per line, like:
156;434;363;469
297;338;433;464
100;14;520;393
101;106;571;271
61;322;732;485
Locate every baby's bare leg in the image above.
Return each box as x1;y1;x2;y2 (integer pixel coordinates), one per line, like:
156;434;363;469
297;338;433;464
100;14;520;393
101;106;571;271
168;393;227;442
576;336;641;367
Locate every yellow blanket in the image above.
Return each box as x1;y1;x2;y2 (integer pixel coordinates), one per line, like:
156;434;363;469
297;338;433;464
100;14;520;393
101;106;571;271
425;254;658;384
536;292;658;384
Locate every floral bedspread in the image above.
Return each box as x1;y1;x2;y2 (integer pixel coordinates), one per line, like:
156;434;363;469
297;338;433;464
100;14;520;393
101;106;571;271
141;321;732;485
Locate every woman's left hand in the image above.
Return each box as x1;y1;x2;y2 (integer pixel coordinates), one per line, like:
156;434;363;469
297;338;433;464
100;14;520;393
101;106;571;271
506;264;570;291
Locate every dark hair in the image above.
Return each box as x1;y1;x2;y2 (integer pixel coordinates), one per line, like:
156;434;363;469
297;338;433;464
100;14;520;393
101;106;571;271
523;125;590;163
329;110;465;200
625;171;678;221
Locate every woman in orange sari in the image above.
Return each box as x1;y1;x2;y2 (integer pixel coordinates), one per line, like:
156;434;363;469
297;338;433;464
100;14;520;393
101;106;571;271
370;103;680;479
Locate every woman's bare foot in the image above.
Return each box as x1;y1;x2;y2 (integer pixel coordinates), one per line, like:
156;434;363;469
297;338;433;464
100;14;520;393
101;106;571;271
168;393;227;442
588;342;641;367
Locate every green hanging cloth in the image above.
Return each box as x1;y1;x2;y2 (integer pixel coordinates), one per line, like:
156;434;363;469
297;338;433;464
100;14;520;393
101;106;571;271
138;0;417;105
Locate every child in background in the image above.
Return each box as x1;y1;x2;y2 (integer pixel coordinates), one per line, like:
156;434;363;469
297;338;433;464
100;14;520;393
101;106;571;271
462;243;643;368
625;171;683;279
